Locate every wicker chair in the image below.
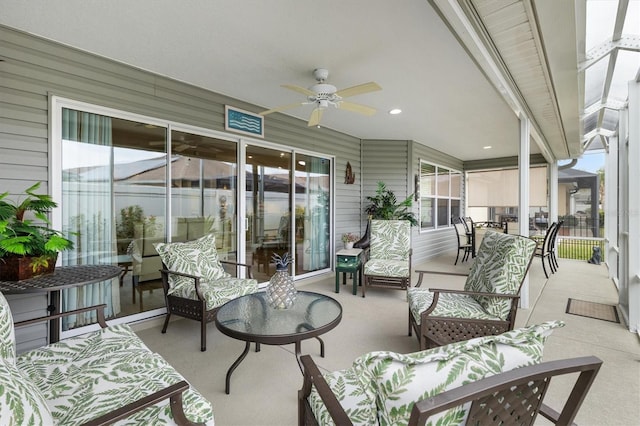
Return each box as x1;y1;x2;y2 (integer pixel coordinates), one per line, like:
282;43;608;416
298;321;601;426
408;231;537;349
154;233;259;351
362;219;412;297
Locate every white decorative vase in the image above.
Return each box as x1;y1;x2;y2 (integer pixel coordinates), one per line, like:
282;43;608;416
266;268;297;309
345;242;354;250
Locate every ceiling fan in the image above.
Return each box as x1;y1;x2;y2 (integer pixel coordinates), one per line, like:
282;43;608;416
260;68;382;127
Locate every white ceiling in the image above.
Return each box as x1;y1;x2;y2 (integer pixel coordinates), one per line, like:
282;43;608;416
0;0;584;162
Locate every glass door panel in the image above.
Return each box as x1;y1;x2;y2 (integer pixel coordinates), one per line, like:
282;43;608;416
245;145;291;282
169;131;238;266
61;109;168;329
294;154;330;275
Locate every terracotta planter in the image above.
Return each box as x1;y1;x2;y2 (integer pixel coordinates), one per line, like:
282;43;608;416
0;254;57;281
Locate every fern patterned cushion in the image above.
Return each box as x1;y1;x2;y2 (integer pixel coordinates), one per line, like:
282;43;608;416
0;358;54;425
16;324;214;425
308;362;378;426
369;220;411;261
169;276;259;310
155;233;229;289
407;289;500;325
364;258;410;278
359;320;563;426
0;291;16;362
463;232;537;319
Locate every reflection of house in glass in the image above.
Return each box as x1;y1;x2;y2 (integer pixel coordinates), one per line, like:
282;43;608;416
558;168;600;237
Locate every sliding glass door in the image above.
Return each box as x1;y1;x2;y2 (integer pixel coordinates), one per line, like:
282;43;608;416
55;98;332;335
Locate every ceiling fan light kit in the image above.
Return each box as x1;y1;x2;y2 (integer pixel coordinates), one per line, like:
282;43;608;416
260;68;382;127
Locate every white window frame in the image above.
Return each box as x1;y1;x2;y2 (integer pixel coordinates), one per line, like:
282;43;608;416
418;160;462;231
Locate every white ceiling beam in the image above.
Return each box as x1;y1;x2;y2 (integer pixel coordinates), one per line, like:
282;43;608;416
579;35;640;72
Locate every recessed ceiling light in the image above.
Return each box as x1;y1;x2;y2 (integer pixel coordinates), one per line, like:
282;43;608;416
483;146;492;150
298;160;306;166
389;108;402;115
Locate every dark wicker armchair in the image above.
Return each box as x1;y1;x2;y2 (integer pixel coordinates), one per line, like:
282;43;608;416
299;352;601;426
408;231;537;349
155;234;259;351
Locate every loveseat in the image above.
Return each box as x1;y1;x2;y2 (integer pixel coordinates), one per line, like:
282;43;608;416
0;291;213;425
298;321;594;426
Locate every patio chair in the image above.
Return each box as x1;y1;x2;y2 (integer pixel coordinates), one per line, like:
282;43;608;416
408;231;537;349
154;233;259;351
534;221;558;278
362;219;412;297
452;216;473;265
550;219;564;271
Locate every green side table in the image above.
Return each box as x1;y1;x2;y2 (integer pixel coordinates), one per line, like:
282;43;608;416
335;248;364;295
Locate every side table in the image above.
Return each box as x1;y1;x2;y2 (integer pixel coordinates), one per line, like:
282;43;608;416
335;248;364;295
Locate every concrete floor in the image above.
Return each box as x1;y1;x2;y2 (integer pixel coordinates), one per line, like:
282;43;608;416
134;253;639;426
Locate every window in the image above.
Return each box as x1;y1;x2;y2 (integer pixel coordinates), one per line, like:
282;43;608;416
419;161;461;230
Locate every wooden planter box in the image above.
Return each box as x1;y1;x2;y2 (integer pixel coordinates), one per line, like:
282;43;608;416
0;255;57;281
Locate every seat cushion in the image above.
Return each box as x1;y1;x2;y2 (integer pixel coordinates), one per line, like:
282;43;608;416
308;363;378;426
464;232;536;319
168;276;259;310
407;288;500;325
364;258;410;278
359;321;563;426
0;358;54;425
16;324;214;425
155;233;229;289
0;291;16;362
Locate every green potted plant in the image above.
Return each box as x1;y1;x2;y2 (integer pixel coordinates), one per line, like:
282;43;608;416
0;182;74;280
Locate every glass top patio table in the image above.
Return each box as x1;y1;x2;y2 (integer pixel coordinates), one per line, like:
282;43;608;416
215;290;342;393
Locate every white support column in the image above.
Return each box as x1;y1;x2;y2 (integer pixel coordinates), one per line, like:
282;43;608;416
605;134;618;283
519;115;531;308
548;162;558;223
626;80;639;333
618;106;630;324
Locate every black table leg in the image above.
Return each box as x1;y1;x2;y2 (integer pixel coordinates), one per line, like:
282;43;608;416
225;341;251;394
49;290;61;343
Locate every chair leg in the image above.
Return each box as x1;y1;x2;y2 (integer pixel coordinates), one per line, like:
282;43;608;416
541;257;549;278
454;249;460;265
201;318;207;352
408;310;412;336
549;256;556;274
161;312;171;333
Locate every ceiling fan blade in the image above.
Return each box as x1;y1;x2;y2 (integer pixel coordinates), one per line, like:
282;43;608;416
338;101;377;116
308;108;324;127
282;84;315;97
335;82;382;98
260;102;305;116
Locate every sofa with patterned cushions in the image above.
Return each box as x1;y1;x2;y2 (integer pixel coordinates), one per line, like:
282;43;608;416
0;291;214;425
298;321;601;426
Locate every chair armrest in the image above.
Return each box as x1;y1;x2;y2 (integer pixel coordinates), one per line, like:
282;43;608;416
220;260;255;279
298;355;353;426
14;304;108;329
81;380;203;426
160;268;205;301
428;288;520;299
408;356;602;426
414;270;468;287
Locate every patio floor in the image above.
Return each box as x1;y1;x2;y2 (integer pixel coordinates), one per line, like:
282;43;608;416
134;253;639;425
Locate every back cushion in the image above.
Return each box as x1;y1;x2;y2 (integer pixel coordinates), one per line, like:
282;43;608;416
0;359;53;424
370;220;411;261
357;321;563;426
0;292;16;362
464;232;536;318
155;233;228;289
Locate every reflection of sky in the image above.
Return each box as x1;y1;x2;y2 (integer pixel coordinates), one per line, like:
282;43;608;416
62;140;165;169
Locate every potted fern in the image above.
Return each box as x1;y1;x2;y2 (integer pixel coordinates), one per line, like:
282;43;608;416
0;182;74;281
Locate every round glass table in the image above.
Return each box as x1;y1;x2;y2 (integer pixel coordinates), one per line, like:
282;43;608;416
215;290;342;394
